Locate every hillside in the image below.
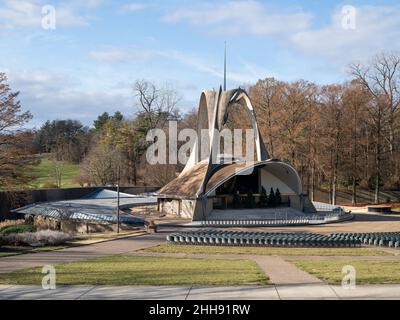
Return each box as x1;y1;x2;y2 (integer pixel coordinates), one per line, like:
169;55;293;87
29;154;80;189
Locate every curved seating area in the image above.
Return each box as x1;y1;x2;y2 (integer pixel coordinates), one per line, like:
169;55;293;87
166;230;363;247
330;232;400;248
200;212;353;227
166;230;400;248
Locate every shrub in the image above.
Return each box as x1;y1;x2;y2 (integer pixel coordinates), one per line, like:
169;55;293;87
0;219;26;229
246;191;255;208
0;224;36;236
259;187;268;208
275;188;282;205
1;230;73;247
268;188;276;207
368;176;384;191
39;182;59;189
232;190;241;208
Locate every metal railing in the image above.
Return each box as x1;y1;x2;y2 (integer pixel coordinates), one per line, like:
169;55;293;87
202;211;350;227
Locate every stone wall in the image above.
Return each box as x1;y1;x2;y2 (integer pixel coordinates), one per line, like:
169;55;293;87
32;215;134;234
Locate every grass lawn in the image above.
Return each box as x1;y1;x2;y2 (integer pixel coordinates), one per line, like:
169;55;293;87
29;154;80;188
0;232;145;259
74;230;144;241
0;252;22;257
143;244;392;256
0;245;69;258
30;245;69;252
292;260;400;285
0;255;268;285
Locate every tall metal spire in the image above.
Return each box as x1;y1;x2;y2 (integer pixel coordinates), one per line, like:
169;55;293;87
223;41;227;91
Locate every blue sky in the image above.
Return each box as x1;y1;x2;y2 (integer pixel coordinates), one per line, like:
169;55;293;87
1;0;400;128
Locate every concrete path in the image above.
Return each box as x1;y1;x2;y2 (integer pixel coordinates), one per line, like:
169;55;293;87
1;284;400;300
253;256;322;285
0;233;165;273
3;232;398;295
130;252;323;285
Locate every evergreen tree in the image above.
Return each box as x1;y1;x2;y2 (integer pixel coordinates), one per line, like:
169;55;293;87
246;191;255;208
93;112;110;132
275;188;282;205
113;111;123;122
259;186;268;208
232;190;241;209
268;187;276;207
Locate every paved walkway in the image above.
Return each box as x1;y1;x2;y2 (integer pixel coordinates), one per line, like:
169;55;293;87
2;232;400;299
129;251;323;285
0;233;166;273
253;256;322;285
1;284;400;300
0;232;324;286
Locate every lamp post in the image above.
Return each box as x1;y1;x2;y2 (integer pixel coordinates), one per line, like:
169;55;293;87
116;166;121;234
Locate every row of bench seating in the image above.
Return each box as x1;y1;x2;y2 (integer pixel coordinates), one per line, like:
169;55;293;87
200;213;349;227
330;232;400;248
166;230;363;247
201;219;310;227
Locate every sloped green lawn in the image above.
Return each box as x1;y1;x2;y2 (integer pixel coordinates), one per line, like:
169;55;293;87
293;259;400;284
0;255;268;285
144;244;391;256
29;155;80;188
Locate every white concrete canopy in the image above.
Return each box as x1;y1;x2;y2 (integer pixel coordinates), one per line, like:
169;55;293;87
157;88;315;220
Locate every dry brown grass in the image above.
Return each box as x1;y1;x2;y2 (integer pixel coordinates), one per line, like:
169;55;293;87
0;219;26;229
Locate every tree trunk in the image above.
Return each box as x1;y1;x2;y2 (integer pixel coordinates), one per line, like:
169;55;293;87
133;163;137;185
310;162;315;202
374;175;379;204
332;174;337;205
375;118;382;204
352;176;356;205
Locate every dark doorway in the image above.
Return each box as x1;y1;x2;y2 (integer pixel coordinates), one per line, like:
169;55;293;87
215;168;259;195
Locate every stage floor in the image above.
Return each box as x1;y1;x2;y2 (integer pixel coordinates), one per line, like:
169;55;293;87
208;207;312;220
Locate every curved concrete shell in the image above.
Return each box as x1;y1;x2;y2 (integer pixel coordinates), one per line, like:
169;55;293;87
157;87;315;220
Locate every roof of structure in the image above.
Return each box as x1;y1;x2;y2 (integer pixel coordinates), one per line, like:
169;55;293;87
158;158;304;199
12;189;157;224
158;160;261;198
158;161;209;197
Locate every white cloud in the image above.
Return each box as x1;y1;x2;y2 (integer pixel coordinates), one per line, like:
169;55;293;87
89;47;154;62
6;68;132;127
162;2;400;66
118;2;146;13
69;0;104;9
290;5;400;62
157;50;274;84
0;0;91;29
163;0;311;35
89;45;272;84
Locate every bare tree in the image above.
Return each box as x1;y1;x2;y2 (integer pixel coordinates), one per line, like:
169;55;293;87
50;160;63;188
251;78;285;158
79;144;123;186
350;52;400;203
133;79;181;130
341;81;370;204
0;72;36;190
319;84;346;205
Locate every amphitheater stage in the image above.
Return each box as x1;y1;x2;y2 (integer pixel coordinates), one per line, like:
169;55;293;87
208;207;310;220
